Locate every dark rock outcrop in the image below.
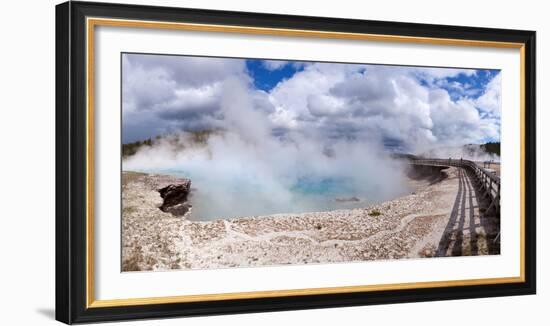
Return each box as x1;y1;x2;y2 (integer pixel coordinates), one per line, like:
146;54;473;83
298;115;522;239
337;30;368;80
158;180;191;215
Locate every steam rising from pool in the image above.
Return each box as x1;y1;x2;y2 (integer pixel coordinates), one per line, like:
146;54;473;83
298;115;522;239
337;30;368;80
123;78;411;220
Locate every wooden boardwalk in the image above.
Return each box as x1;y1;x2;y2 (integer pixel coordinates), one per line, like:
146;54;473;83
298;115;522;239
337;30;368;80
410;159;501;256
410;158;500;216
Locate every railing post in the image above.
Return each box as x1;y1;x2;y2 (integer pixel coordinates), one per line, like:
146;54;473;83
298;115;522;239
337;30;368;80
409;158;500;216
496;183;500;215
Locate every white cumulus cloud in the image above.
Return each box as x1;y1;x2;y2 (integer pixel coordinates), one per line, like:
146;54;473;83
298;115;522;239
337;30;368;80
123;54;501;155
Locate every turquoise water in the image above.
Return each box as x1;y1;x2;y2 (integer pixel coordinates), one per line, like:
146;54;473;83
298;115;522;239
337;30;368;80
133;168;396;221
291;177;355;195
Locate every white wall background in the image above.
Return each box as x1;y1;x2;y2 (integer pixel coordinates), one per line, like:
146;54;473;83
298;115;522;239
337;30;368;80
0;0;546;324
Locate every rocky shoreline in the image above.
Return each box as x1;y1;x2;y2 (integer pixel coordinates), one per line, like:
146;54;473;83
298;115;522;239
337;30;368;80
122;166;498;271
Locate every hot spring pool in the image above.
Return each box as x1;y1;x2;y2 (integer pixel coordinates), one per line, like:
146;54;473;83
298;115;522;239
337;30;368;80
137;169;412;221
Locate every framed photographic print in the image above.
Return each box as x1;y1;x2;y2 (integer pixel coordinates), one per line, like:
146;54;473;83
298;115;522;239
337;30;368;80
55;1;536;324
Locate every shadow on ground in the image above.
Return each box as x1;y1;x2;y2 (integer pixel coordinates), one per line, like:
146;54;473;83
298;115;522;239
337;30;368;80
436;167;500;257
36;308;55;320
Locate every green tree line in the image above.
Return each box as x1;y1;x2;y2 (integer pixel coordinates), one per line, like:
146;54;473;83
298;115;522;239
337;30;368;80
481;142;500;156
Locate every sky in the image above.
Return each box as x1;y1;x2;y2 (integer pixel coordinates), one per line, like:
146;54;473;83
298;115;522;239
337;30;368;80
122;53;501;154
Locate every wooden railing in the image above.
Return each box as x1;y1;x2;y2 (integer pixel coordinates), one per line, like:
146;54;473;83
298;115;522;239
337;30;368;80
410;158;500;215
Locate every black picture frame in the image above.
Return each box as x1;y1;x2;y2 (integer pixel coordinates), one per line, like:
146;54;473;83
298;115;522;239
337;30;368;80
56;1;536;324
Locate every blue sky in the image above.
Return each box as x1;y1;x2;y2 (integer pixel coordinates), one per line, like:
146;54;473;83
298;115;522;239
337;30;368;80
246;59;499;98
437;69;499;101
245;58;499;115
122;54;501;152
245;59;305;91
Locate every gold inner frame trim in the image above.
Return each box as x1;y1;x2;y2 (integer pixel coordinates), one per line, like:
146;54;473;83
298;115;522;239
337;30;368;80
89;277;521;308
85;17;527;309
